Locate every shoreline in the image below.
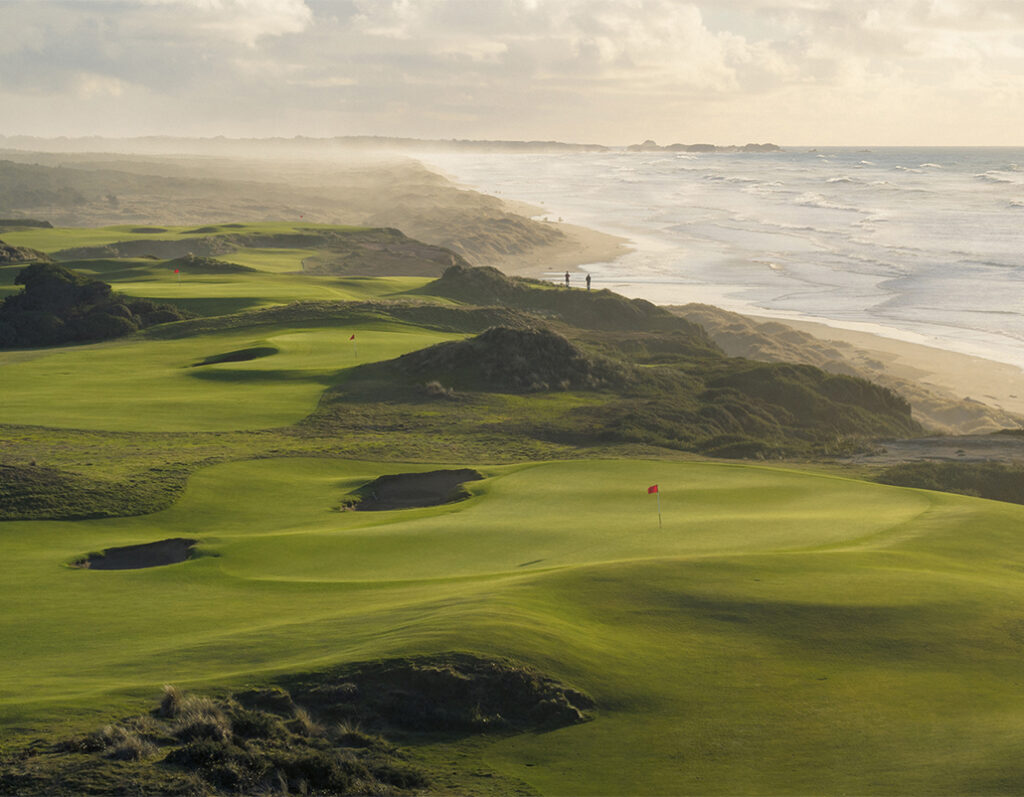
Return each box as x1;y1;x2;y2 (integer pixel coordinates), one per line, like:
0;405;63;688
754;316;1024;419
493;203;1024;423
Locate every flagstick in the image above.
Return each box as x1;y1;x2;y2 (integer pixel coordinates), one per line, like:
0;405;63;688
657;490;662;528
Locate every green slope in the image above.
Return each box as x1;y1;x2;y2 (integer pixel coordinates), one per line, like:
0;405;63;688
2;458;1023;794
0;321;463;431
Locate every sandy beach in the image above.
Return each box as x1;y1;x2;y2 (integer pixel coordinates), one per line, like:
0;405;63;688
489;217;630;278
767;317;1024;419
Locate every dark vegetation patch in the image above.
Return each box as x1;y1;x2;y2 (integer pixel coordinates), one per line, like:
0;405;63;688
341;468;483;510
0;462;190;521
874;461;1024;504
278;653;595;734
0;218;53;229
73;538;198;570
130;227;168;234
0;654;590;796
372;325;634;393
0;263;190;348
181;226;221;234
191;346;278;367
0;238;50;265
164;253;257;274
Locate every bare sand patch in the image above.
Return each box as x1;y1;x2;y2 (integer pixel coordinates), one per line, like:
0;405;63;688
74;538;197;570
344;469;483;511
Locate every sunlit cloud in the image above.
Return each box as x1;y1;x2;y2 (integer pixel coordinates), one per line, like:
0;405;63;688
2;0;1024;143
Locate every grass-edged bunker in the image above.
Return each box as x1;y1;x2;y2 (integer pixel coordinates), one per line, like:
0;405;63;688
342;469;484;511
74;538;199;570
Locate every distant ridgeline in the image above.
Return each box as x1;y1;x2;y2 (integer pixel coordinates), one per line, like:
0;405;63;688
0;263;189;348
626;140;782;153
0;218;53;229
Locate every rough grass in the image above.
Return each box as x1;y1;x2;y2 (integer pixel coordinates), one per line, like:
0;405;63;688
874;460;1024;504
0;462;189;521
2;656;587;795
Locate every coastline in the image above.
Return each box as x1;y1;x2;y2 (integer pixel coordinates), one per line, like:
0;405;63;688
489;216;630;277
758;316;1024;419
492;203;1024;425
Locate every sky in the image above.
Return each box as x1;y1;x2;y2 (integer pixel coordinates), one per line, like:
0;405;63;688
2;0;1023;146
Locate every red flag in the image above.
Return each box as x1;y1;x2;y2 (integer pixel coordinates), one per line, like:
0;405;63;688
349;334;356;341
647;484;659;494
173;268;179;273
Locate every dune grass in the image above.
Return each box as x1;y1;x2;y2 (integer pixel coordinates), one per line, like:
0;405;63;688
0;222;369;254
2;457;1023;794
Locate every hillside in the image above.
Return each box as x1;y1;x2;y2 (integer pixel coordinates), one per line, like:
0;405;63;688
675;303;1023;434
330;266;920;458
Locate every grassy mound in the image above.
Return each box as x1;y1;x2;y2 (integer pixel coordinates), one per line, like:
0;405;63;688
379;325;633;393
0;263;189;348
0;238;50;265
1;655;590;795
422;264;713;336
341;468;484;510
0;462;189;521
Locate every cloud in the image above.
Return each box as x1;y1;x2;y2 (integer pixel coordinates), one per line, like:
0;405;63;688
142;0;313;45
3;0;1024;143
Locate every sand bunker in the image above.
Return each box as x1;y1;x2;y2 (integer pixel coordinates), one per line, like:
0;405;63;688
75;538;197;570
346;468;483;511
191;346;277;367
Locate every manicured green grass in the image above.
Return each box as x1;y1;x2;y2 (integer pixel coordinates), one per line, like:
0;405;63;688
0;322;463;431
2;457;1023;794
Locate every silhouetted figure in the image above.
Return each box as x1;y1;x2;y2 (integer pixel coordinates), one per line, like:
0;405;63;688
586;273;591;290
564;270;570;288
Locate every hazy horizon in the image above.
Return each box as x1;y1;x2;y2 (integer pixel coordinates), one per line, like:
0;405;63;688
3;0;1023;148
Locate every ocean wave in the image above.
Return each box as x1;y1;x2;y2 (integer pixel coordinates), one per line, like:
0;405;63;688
826;176;860;184
976;172;1016;184
1010;199;1024;208
920;163;943;168
894;166;923;173
794;192;861;212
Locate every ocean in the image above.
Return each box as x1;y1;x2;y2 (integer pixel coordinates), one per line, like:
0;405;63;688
420;147;1024;369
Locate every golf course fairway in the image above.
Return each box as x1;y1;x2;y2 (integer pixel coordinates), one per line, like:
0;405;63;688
3;457;1024;794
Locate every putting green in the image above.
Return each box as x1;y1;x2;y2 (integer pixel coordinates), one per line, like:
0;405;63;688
2;457;1023;794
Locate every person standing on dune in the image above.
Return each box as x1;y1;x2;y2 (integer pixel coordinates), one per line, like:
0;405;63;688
565;271;570;288
586;273;591;290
